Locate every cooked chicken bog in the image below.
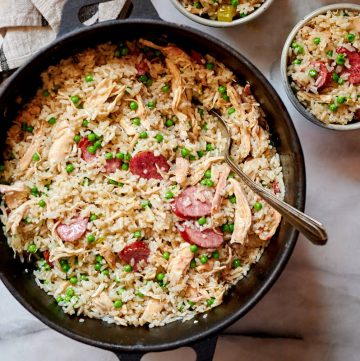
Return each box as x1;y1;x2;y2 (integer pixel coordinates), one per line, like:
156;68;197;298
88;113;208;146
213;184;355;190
287;10;360;125
0;39;284;327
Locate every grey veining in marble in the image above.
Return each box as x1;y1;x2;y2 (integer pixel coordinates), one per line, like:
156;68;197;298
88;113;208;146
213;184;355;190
1;0;359;360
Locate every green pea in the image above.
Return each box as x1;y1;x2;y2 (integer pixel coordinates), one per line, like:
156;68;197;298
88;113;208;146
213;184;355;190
181;147;190;157
124;153;131;161
162;251;170;260
105;152;113;160
48;117;56;125
221;223;230;233
114;300;123;308
73;134;81;143
228;223;234;233
204;169;211;179
87;133;96;142
0;165;4;171
69;276;78;284
80;274;89;281
198;217;206;225
218;85;226;94
293;59;302;65
90;214;97;222
207;297;215;306
71;95;80;104
336;96;346;104
228;107;235;115
293;45;304;55
190;245;198;253
155;133;164;142
338;78;345;85
43;90;50;97
94;263;102;271
132;117;141;126
121;163;129;171
32;153;40;161
123;264;132;272
95;255;103;263
56;296;63;303
44;263;51;271
102;269;110;276
117;287;125;294
109;179;117;185
147;101;156;109
165;191;174;199
146;79;153;87
64;295;72;302
66;164;74;173
197;150;204;158
118;182;124;187
136;291;144;298
85;74;94;82
139;75;148;83
157;273;165;281
336;53;346;66
206;62;215;70
139;131;148;139
130;101;138;110
200;255;208;264
206;143;213;151
200;178;214;187
82;119;89;127
87;145;96;154
346;33;355;42
61;260;70;272
38;199;46;207
190;259;196;269
194;1;202;8
30;186;39;197
329;103;338;112
253;202;263;211
121;47;129;56
229;195;236;204
133;230;142;238
332;72;340;82
313;37;321;45
198;108;204;117
87;234;95;243
66;287;75;297
223;94;230;101
116;152;125;160
308;69;318;78
327;50;333;57
162;84;170;93
212;250;220;259
165;119;174;127
232;259;241;269
141;199;151;208
27;244;37;254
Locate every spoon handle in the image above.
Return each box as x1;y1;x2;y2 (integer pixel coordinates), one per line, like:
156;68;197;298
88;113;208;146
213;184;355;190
225;156;328;246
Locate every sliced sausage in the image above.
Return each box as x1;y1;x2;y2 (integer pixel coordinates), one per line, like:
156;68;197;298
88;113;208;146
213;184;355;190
78;137;97;162
104;158;121;173
43;250;53;268
312;61;331;89
179;225;224;248
129;151;170;180
190;50;204;65
136;61;149;75
173;186;213;219
56;217;88;242
336;47;360;85
119;241;150;270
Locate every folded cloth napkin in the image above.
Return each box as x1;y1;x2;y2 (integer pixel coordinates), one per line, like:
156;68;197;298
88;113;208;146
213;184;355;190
0;0;126;72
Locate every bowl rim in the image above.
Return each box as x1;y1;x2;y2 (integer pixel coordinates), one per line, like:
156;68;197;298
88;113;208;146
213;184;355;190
280;3;360;131
169;0;275;28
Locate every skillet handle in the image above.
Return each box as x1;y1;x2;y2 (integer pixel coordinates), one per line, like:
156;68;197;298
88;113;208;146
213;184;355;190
113;335;218;361
58;0;160;38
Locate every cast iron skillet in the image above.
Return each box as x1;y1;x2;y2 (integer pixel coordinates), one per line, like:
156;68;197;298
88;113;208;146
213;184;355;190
0;1;306;360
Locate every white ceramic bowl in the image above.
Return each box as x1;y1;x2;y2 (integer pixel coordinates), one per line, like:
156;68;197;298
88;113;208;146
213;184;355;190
170;0;274;28
280;3;360;131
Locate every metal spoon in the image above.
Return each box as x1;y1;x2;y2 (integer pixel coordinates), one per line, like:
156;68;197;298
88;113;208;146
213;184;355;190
210;109;328;246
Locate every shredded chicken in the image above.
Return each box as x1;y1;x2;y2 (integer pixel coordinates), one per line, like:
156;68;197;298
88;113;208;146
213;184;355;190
190;156;224;185
168;242;193;286
250;124;269;158
229;179;252;244
92;292;113;313
48;121;74;169
175;157;189;185
19;128;43;171
139;299;163;325
6;200;32;237
0;182;29;209
99;246;116;269
297;91;333;103
258;209;282;241
211;164;230;215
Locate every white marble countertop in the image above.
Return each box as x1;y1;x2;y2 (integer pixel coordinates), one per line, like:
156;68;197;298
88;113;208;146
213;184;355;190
1;0;359;360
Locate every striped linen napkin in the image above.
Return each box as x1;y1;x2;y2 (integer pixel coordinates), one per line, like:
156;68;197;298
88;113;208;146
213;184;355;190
0;0;126;73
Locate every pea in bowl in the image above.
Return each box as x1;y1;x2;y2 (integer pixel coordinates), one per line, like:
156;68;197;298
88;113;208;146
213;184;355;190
281;3;360;131
169;0;275;28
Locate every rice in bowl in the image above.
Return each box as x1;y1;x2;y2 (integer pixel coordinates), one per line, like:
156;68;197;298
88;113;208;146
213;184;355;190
287;9;360;126
177;0;265;22
0;39;284;327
